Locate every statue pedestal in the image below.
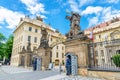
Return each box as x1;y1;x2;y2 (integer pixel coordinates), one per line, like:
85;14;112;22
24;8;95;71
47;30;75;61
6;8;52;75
64;38;90;76
37;47;51;70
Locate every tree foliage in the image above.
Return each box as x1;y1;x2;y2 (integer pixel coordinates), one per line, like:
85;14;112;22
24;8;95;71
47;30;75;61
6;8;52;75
4;35;13;60
112;54;120;67
0;33;6;59
0;33;13;61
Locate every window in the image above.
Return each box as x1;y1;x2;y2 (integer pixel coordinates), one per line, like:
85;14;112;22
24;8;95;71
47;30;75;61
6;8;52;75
62;46;64;50
101;50;104;57
62;60;64;65
51;38;52;41
34;37;37;43
62;53;64;58
99;35;101;38
95;59;98;66
95;51;98;56
100;42;102;47
55;59;59;66
94;43;97;47
28;36;31;41
35;29;38;33
116;50;120;54
109;50;112;53
56;46;58;49
29;27;32;31
102;59;105;64
56;52;58;58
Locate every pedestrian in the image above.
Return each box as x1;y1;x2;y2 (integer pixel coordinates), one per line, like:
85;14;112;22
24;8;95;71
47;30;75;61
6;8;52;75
59;63;62;74
65;56;71;76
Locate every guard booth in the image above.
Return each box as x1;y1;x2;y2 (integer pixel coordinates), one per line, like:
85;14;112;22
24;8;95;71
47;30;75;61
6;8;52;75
65;52;78;76
36;57;42;71
33;55;42;71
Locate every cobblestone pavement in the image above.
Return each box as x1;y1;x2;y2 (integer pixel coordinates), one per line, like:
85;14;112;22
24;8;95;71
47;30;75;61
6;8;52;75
1;65;32;74
0;66;104;80
58;76;104;80
0;66;59;80
0;67;8;76
40;73;105;80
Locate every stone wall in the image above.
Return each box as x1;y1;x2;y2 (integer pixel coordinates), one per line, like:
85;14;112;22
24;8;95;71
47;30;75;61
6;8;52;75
88;70;120;80
65;39;89;68
78;68;88;76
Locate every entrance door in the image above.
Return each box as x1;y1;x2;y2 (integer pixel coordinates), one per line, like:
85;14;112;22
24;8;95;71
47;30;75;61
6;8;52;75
71;55;78;75
21;56;25;66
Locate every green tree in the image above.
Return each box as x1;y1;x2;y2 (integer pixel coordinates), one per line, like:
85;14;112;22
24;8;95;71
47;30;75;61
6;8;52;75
112;54;120;67
0;33;6;59
4;35;13;60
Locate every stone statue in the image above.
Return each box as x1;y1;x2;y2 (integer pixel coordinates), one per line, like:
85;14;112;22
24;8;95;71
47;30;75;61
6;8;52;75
66;12;82;39
66;11;86;39
66;12;81;31
36;16;43;21
27;41;31;52
39;28;49;48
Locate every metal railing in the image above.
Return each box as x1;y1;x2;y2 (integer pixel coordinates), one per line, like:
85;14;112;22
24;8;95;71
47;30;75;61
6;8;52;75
88;40;120;72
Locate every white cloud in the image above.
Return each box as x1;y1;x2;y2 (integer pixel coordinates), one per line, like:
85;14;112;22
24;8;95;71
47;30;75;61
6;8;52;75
83;6;120;27
106;0;120;3
20;0;47;15
0;6;24;29
88;16;99;27
81;6;103;15
79;0;94;7
68;0;80;13
101;7;120;21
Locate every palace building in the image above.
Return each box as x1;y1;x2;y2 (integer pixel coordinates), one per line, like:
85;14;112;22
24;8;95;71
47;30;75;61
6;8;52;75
11;14;120;73
84;17;120;66
10;16;66;67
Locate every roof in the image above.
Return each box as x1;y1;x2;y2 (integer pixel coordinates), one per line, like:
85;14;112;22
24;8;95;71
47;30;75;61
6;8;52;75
85;17;120;34
86;17;120;31
13;16;56;33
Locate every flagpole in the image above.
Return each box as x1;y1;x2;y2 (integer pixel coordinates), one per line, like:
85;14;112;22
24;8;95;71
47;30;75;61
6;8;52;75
91;27;95;66
92;27;95;67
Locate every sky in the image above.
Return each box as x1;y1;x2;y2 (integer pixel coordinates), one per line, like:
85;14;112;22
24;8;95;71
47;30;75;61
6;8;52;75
0;0;120;38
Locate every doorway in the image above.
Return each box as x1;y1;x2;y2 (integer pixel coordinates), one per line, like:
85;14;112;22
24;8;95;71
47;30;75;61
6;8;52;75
21;56;25;66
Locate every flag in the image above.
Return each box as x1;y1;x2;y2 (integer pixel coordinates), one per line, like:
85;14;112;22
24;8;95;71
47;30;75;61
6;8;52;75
90;30;94;41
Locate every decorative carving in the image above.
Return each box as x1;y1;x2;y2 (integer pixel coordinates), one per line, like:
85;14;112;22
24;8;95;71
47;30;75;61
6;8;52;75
22;46;26;52
36;16;43;21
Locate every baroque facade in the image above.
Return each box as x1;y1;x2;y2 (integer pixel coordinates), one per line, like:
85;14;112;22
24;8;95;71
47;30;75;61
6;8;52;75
10;16;66;67
84;17;120;66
